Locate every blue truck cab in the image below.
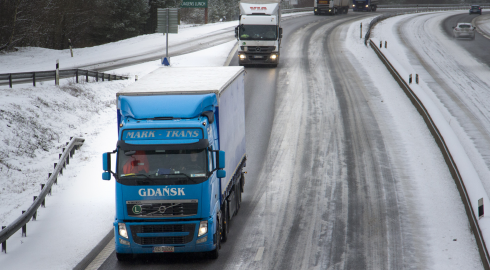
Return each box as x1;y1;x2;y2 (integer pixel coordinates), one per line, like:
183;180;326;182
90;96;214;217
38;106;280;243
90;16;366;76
102;67;246;260
352;0;378;11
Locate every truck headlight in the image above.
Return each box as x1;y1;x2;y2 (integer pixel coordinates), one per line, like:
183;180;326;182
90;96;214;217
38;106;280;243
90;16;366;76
352;4;355;7
118;223;128;239
365;5;368;7
270;54;277;60
198;221;208;237
239;54;246;60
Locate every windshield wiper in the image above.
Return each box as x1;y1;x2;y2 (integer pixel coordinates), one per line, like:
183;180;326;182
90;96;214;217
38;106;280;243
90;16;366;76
173;173;198;184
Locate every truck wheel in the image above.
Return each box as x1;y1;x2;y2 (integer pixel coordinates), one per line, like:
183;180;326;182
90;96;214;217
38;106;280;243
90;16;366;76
208;220;220;259
345;8;348;14
221;200;229;243
116;253;133;261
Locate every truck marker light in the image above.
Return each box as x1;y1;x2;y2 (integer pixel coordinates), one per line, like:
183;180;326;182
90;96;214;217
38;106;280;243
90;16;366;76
119;223;128;239
198;221;208;237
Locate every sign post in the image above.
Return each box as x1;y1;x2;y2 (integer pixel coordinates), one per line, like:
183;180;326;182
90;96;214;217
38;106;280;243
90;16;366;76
156;8;179;66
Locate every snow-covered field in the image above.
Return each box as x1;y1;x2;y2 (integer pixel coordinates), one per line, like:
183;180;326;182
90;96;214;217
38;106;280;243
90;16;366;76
1;10;490;270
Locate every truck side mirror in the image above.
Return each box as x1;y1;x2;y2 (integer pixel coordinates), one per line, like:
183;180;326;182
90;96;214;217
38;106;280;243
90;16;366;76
279;28;283;38
102;152;113;180
235;26;238;38
217;170;226;178
218;150;225;169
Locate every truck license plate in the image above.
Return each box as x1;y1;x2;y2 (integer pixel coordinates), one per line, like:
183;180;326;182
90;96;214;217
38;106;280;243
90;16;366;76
153;246;174;253
254;55;263;59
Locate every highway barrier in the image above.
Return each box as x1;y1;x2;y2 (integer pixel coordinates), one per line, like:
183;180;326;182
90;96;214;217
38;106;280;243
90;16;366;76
0;137;85;254
0;69;128;88
370;38;490;270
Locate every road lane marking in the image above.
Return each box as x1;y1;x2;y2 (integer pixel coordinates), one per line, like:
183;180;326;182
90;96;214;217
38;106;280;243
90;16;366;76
254;247;265;261
84;237;115;270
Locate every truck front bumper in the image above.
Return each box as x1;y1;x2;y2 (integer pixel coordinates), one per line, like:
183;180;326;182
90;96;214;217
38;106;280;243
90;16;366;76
114;218;217;254
238;52;280;66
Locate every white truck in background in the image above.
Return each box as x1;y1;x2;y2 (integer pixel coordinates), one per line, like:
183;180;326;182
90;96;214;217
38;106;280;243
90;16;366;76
235;0;282;68
314;0;350;15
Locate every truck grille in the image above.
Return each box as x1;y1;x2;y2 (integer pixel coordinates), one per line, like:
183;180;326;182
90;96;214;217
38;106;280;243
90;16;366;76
242;46;276;52
130;224;195;245
126;200;198;217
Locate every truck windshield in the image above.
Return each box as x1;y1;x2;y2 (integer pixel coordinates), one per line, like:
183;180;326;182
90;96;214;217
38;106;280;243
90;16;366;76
240;25;277;40
117;149;208;185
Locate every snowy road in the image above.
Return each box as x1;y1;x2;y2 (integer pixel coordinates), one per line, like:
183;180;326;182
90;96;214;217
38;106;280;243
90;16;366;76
1;10;489;270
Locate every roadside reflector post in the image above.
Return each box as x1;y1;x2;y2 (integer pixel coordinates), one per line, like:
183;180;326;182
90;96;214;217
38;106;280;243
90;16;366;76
416;74;419;84
135;75;138;81
379;41;382;48
360;23;362;39
1;226;6;253
409;74;412;84
385;41;387;48
33;72;36;87
55;59;59;86
479;198;484;219
21;211;26;237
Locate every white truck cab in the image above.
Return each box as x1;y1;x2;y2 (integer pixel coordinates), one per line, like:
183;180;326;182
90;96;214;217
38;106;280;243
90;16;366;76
235;2;282;67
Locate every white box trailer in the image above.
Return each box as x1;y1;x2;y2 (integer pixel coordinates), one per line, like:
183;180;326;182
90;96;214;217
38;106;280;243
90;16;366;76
314;0;350;15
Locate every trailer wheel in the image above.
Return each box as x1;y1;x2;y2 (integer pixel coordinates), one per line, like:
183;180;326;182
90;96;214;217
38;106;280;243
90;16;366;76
221;200;229;243
116;253;133;261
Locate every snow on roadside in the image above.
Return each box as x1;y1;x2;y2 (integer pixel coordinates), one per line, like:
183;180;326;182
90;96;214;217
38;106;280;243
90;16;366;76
345;13;484;269
0;40;236;270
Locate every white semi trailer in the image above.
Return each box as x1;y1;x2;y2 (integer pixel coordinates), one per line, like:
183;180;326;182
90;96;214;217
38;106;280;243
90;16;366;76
314;0;350;15
235;0;282;67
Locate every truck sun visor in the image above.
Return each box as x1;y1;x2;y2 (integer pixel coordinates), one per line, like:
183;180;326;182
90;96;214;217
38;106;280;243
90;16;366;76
117;139;209;151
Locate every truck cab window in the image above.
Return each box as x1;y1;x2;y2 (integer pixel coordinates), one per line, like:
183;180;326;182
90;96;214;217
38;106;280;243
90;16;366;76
117;149;208;185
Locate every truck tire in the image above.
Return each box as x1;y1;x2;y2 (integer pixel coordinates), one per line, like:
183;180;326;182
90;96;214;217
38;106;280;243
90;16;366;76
345;8;348;14
208;219;220;259
116;253;133;261
221;200;229;243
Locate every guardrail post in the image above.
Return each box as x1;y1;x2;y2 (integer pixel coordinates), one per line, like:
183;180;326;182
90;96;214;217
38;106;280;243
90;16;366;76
479;198;484;219
135;75;138;81
416;74;419;84
409;74;412;84
102;73;105;82
379;41;382;48
2;226;6;253
96;72;99;82
86;70;89;82
385;41;387;48
76;69;79;83
33;197;37;220
360;23;362;39
9;74;12;88
21;211;26;237
33;72;36;87
55;59;59;86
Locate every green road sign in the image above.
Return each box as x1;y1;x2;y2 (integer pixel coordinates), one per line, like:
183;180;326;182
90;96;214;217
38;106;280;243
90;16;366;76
181;0;208;8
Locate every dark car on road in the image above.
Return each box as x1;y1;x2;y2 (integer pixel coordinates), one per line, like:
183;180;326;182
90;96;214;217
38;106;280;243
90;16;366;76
469;5;482;15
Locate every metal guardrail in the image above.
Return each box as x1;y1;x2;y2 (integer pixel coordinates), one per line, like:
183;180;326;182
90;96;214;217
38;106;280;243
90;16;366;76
282;7;313;14
0;137;85;253
370;39;490;270
0;69;129;88
378;4;490;8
